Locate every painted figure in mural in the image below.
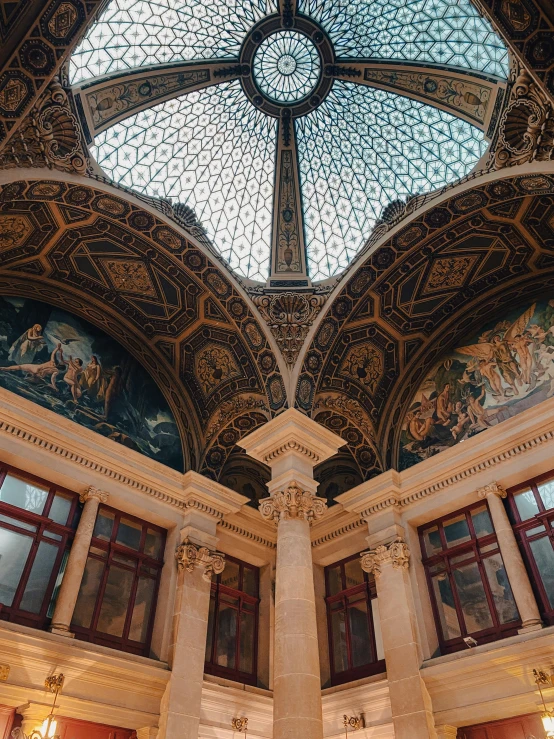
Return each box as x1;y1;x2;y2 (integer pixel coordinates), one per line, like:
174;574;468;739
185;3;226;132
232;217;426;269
79;355;105;401
0;343;66;390
8;324;45;364
399;299;554;471
63;356;84;402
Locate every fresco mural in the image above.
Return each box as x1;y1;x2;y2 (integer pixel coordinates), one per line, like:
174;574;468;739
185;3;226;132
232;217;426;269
399;298;554;471
0;296;184;471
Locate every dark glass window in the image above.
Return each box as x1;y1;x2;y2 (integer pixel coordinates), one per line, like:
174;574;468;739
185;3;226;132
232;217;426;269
0;467;79;629
506;473;554;625
71;506;165;656
205;556;259;685
419;503;520;654
325;554;385;685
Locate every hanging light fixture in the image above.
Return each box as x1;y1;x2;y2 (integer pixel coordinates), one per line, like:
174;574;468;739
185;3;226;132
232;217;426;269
534;669;554;737
11;674;64;739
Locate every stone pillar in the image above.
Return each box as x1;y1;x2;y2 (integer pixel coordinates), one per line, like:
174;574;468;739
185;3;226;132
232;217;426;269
239;408;344;739
50;486;108;636
435;726;458;739
136;729;159;739
361;537;437;739
477;481;542;633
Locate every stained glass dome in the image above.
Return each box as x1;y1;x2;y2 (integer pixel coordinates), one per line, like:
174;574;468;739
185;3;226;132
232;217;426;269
71;0;508;282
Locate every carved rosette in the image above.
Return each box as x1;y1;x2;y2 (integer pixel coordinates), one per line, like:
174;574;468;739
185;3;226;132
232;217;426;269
175;540;226;582
476;481;507;499
259;482;327;524
360;537;410;578
80;485;109;504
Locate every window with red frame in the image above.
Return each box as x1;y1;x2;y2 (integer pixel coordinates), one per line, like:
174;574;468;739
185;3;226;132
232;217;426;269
506;473;554;625
0;467;80;629
71;506;165;656
325;554;385;685
419;502;520;654
204;556;259;685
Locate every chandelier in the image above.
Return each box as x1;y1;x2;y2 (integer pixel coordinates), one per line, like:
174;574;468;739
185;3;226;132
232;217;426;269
11;674;64;739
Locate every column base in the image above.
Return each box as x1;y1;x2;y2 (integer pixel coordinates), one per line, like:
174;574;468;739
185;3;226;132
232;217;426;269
518;621;543;634
49;625;75;638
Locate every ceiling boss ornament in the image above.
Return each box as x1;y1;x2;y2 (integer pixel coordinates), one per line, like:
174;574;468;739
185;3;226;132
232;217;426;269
258;482;327;523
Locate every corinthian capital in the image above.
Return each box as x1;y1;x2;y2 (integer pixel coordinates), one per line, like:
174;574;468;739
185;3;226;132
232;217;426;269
259;482;327;524
175;540;225;582
476;481;507;499
80;486;109;504
360;537;410;578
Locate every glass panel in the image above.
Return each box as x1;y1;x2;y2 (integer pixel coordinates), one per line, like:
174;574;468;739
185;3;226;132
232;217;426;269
144;528;163;559
482;554;519;625
423;525;442;556
97;565;135;636
330;608;348;673
327;565;342;596
216;602;237;668
205;594;215;662
450;551;474;566
19;540;59;613
538;480;554;512
220;560;240;590
47;548;69;618
43;531;62;541
526;525;547;537
72;557;105;628
112;553;136;568
514;490;540;521
116;517;142;550
242;566;258;598
0;514;36;532
453;562;494;633
344;558;364;589
443;514;471;548
93;510;115;541
129;576;156;643
0;527;33;606
239;610;255;674
0;474;48;514
429;561;446;575
431;573;461;640
48;493;73;526
348;599;373;668
529;537;554;609
90;546;108;558
479;542;498;553
471;506;495;538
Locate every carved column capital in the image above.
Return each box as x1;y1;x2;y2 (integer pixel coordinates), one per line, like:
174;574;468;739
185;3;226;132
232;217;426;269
476;481;507;500
258;482;327;524
79;485;109;504
175;540;225;582
360;537;410;578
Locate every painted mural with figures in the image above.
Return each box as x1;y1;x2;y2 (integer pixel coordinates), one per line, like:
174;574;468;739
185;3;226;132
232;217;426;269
400;297;554;471
0;296;183;470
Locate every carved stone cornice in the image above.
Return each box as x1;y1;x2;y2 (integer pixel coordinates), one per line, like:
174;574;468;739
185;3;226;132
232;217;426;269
80;486;109;504
175;540;225;582
476;481;507;499
263;440;320;464
360;537;410;578
259;482;327;524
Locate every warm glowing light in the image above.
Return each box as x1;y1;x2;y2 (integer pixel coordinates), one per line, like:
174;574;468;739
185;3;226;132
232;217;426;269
40;718;57;738
541;712;554;737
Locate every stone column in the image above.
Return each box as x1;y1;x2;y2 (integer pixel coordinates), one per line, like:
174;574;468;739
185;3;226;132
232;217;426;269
477;481;542;633
361;537;437;739
50;486;108;636
136;729;159;739
435;726;458;739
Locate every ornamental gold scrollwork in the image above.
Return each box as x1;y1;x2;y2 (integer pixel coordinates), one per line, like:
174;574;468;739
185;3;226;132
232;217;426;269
360;537;410;578
175;540;225;582
258;482;327;524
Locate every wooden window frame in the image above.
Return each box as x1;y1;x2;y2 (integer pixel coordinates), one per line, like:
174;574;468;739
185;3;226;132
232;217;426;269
70;505;165;657
419;501;521;655
325;553;385;686
204;555;259;686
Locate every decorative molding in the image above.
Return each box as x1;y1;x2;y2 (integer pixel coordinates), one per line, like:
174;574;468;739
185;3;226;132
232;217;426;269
219;519;276;549
274;150;302;274
205;396;269;443
313;394;376;441
263;440;321;464
360;537;410;578
80;485;109;504
175;540;225;582
476;480;507;499
259;482;327;524
311;518;366;548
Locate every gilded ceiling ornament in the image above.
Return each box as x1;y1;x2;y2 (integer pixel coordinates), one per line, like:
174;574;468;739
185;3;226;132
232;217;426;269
423;256;477;293
205;396;269;442
0;215;33;249
360;537;410;578
195;345;240;394
102;259;157;296
313;394;376;441
175;540;225;582
341;343;384;392
259;482;327;524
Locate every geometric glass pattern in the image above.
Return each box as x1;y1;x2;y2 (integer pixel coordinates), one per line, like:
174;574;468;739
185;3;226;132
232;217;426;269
253;31;321;103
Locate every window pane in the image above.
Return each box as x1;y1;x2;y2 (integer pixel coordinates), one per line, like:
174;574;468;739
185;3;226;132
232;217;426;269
423;525;442;556
220;560;240;590
239;610;255;674
0;514;35;532
453;562;494;632
348;599;373;667
205;594;215;662
529;536;554;609
116;517;142;550
344;558;364;589
327;565;342;596
93;510;115;541
471;506;494;538
242;566;257;597
0;527;33;606
72;557;105;628
538;480;554;511
144;528;163;559
526;525;547;537
482;554;519;625
444;514;471;548
216;603;237;668
514;490;540;520
330;608;348;673
19;540;59;613
48;493;73;526
431;573;461;640
47;548;69;618
129;576;156;643
0;474;48;514
97;565;134;636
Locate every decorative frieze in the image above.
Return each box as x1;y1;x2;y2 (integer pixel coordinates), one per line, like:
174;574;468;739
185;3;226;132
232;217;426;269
360;537;410;578
175;540;225;582
476;481;507;499
259;482;327;524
